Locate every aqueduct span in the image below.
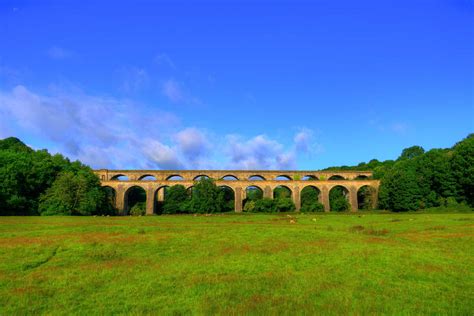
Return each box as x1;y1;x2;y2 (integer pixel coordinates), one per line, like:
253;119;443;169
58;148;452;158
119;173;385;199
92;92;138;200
94;170;380;215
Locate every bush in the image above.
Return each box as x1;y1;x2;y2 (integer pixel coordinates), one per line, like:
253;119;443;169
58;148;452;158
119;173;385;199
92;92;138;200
301;202;324;212
274;198;295;212
129;202;145;216
253;198;276;213
243;200;256;212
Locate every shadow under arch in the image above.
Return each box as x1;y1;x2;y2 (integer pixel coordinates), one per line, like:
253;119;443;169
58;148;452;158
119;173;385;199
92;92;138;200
357;185;376;210
248;175;266;181
218;185;235;212
110;174;129;181
329;185;350;212
273;185;292;199
124;185;147;215
300;185;323;212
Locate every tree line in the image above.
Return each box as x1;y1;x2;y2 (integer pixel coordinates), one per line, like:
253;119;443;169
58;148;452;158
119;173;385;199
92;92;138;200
0;137;114;216
325;134;473;211
0;134;472;215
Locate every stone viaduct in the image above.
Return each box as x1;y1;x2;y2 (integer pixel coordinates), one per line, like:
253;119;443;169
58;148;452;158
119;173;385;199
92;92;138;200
94;169;380;215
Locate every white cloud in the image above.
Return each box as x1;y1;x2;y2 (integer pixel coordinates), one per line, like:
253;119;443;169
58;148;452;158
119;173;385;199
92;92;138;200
0;85;179;169
294;127;324;155
175;127;211;166
226;134;295;169
142;140;184;169
161;79;184;103
0;85;323;170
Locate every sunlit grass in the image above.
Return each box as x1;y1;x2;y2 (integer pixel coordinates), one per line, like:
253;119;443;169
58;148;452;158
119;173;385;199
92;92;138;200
0;212;472;314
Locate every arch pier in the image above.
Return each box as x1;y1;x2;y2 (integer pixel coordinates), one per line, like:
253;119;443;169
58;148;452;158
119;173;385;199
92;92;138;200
94;169;380;215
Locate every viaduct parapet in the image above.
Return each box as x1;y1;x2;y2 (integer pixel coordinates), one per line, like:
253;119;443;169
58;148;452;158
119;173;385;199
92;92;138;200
94;169;380;215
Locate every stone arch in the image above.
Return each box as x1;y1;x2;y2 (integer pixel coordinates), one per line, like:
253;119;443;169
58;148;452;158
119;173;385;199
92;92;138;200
275;175;292;181
302;175;318;181
124;185;147;215
193;175;210;181
273;185;292;199
138;174;157;181
248;175;266;181
110;174;129;181
154;185;170;214
186;185;194;198
357;185;376;210
221;175;239;180
300;185;323;212
218;185;235;212
243;185;263;210
354;175;369;180
166;175;184;181
328;175;346;180
329;185;350;212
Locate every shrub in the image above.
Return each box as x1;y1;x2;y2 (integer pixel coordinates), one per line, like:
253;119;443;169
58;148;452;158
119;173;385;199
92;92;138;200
243;200;256;212
129;202;145;216
253;198;276;213
301;202;324;212
274;198;295;212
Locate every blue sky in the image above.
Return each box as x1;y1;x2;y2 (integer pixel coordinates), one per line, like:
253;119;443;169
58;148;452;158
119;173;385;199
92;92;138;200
0;0;473;170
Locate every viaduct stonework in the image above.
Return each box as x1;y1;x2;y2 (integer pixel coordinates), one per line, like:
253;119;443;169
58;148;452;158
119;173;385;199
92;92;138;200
94;170;380;215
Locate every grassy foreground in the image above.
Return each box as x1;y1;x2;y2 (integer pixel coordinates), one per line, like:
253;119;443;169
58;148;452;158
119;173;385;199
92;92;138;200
0;213;473;315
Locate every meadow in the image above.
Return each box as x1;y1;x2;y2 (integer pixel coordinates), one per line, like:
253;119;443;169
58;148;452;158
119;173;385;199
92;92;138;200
0;212;473;315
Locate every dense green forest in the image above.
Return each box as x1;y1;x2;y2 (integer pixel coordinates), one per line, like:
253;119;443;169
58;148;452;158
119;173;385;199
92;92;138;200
0;138;114;216
0;134;472;215
324;134;473;211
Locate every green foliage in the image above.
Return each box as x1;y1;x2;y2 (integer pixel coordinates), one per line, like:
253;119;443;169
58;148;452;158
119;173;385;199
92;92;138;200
357;186;375;210
325;134;474;212
246;187;263;201
329;187;349;212
300;186;324;212
39;170;115;216
163;182;234;214
274;197;295;212
398;145;425;160
0;137;115;216
243;200;256;212
245;197;295;213
129;202;145;216
163;185;188;214
451;134;474;206
253;198;276;213
273;186;291;199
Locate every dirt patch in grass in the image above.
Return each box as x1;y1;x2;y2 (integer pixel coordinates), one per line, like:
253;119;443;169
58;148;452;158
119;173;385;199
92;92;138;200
364;228;390;236
365;237;397;244
349;225;365;232
220;244;252;255
425;225;446;231
349;225;389;236
0;236;57;247
417;264;444;273
257;242;290;254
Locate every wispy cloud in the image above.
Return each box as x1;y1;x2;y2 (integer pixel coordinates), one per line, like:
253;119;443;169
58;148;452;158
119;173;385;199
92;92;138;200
161;79;184;103
390;122;409;134
0;85;322;170
47;46;74;59
154;53;176;69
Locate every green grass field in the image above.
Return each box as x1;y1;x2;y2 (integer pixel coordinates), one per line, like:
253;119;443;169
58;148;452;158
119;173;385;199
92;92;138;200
1;212;473;315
